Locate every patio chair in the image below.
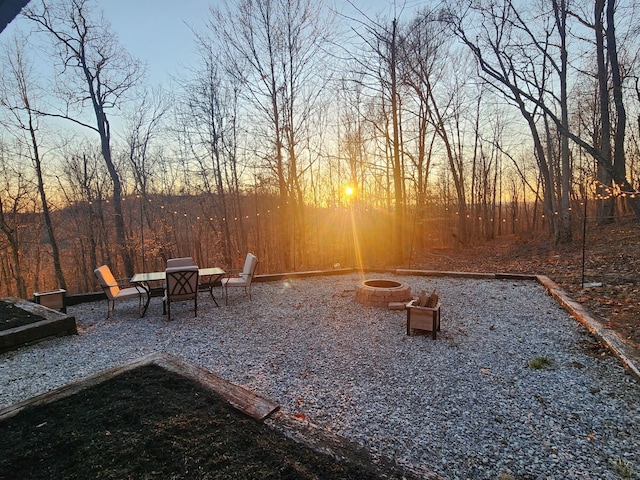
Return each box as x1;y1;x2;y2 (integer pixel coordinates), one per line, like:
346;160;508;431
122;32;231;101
94;265;145;318
221;253;258;305
163;265;199;320
164;257;196;293
166;256;195;268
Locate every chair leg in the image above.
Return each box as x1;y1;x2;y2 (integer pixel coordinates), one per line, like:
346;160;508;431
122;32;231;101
406;308;411;336
167;301;171;321
107;300;114;319
208;285;220;307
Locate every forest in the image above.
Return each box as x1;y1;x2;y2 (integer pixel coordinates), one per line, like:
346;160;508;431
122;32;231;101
1;0;639;298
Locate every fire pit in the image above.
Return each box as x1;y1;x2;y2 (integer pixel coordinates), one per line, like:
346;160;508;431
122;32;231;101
355;279;411;308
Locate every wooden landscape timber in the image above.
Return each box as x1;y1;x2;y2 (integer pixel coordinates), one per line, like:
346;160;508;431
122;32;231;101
0;352;279;423
0;298;77;354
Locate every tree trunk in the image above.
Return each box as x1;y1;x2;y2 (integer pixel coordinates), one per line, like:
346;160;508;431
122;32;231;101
595;0;614;223
390;19;404;264
0;199;26;298
553;0;572;244
607;0;629;214
28;111;66;289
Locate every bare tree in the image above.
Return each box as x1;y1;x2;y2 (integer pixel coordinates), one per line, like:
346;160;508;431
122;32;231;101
443;1;562;239
348;10;407;262
400;10;443;212
176;36;239;266
23;0;144;276
0;35;66;290
58;147;112;292
445;0;640;230
122;87;169;270
552;0;572;243
605;0;629;219
0;144;31;298
399;9;474;246
124;89;167;205
594;0;614;222
207;0;332;270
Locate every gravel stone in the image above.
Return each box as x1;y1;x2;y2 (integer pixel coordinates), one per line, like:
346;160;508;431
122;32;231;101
1;273;638;479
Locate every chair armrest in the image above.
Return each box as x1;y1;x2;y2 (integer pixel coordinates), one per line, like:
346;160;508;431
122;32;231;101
101;279;142;293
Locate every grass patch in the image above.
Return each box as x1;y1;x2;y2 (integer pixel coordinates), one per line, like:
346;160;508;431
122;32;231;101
527;356;554;370
610;456;634;479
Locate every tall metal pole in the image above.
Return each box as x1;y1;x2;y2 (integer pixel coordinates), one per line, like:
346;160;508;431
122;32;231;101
140;194;145;272
581;194;587;287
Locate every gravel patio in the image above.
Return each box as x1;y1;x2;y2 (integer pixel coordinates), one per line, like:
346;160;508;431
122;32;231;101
1;272;638;479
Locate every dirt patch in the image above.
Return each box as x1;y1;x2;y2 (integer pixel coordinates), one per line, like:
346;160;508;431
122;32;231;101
410;220;640;364
0;364;414;480
0;301;45;331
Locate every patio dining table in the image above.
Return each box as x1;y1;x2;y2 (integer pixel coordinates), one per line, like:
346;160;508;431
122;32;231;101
131;267;226;316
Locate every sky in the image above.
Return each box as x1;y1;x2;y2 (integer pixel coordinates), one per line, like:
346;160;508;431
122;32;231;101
0;0;423;142
2;0;422;89
99;0;420;87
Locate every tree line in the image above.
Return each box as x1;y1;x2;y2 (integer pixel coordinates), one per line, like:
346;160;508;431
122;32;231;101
1;0;639;298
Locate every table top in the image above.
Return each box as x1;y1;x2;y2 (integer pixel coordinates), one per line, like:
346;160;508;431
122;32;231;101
198;267;226;277
131;267;225;284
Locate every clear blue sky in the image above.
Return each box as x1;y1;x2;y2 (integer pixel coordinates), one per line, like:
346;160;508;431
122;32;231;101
98;0;420;87
0;0;426;84
3;0;421;87
99;0;212;86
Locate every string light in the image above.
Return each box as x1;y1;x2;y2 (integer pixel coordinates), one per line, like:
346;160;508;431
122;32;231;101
589;179;640;199
86;182;640;232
